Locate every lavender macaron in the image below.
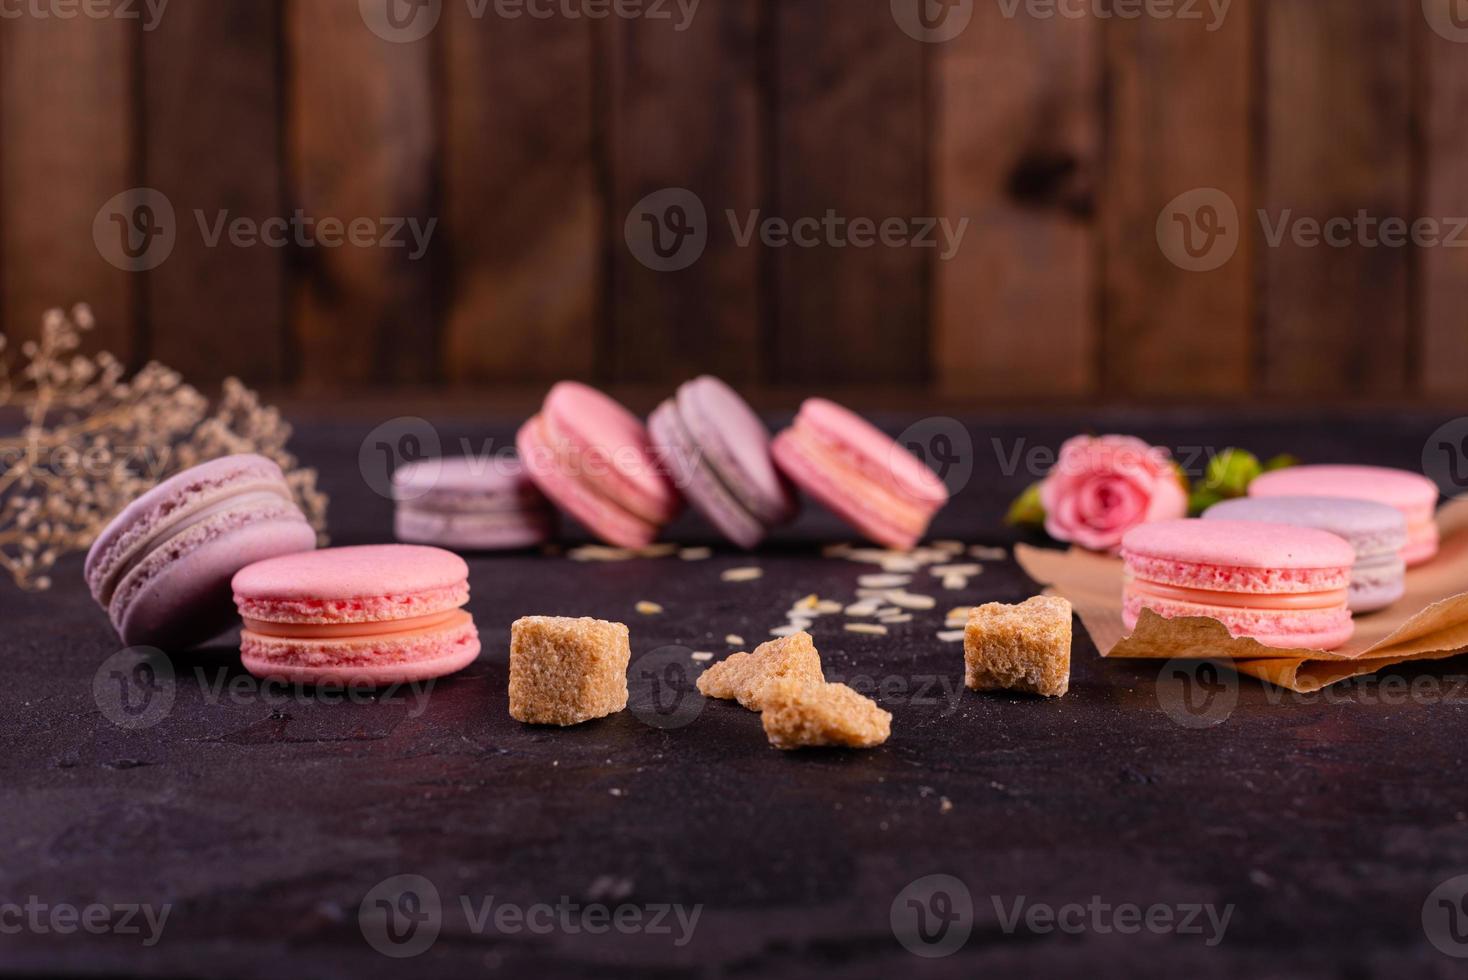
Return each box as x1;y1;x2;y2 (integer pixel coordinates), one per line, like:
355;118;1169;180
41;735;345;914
1204;495;1408;613
85;454;317;649
392;455;554;551
649;376;796;548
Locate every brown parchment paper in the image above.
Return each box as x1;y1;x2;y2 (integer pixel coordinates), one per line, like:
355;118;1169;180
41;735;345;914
1015;497;1468;692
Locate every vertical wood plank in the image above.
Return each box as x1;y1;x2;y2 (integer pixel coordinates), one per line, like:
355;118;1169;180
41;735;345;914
606;2;763;384
933;3;1098;399
143;0;284;386
772;0;928;386
1420;2;1468;399
1260;0;1412;397
1102;1;1254;398
441;9;599;384
0;14;137;357
287;0;437;389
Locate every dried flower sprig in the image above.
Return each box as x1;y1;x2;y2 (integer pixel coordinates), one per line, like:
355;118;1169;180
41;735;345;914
0;304;327;590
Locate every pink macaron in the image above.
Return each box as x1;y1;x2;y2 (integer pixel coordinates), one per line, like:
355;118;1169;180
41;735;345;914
85;454;317;649
393;455;554;550
771;398;948;550
648;376;796;548
232;545;480;685
1121;519;1356;650
1249;464;1440;566
517;382;680;548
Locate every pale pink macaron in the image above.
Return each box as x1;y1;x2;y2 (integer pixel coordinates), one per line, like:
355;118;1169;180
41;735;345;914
1250;464;1441;566
772;398;948;550
1121;519;1357;650
517;382;680;548
393;456;554;550
232;545;480;685
85;454;316;649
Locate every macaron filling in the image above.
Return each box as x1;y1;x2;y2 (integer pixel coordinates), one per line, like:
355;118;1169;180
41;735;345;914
782;423;931;537
242;608;470;640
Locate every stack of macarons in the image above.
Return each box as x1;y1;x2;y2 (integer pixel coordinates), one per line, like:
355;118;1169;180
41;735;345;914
1204;496;1407;613
1249;464;1440;567
649;376;796;548
517;382;681;549
232;544;480;685
1121;519;1358;650
85;454;318;648
393;456;554;551
772;398;949;551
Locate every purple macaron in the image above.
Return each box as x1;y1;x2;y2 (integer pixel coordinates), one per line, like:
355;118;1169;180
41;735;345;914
1204;495;1408;613
392;455;555;550
649;376;796;548
85;454;318;649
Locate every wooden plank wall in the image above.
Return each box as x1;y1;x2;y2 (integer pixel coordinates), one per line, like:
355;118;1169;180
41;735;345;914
0;1;1464;403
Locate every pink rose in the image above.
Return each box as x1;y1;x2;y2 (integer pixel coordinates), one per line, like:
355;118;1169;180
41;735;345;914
1039;435;1188;552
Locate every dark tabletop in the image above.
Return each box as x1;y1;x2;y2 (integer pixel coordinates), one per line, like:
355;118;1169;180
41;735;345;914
6;407;1468;980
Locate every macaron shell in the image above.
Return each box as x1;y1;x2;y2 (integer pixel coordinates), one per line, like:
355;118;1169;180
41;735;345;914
395;506;552;550
796;398;948;509
113;514;318;649
1249;464;1440;512
233;544;469;608
1121;600;1355;651
543;381;680;525
85;453;294;604
240;613;480;686
516;415;657;549
676;376;795;525
1121;519;1356;573
650;398;766;549
392;455;548;509
1203;495;1407;558
772;428;925;551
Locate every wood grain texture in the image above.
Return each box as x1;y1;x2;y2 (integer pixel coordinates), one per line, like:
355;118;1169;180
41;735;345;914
1102;1;1253;398
933;3;1097;399
0;15;137;356
287;0;437;389
772;0;928;385
1419;2;1468;398
606;1;763;384
441;8;598;384
143;0;284;385
1260;0;1412;397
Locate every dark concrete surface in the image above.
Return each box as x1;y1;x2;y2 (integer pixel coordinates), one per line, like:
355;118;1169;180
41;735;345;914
5;408;1468;979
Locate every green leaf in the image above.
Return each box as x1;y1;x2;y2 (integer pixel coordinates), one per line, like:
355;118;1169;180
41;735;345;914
1263;453;1300;473
1189;487;1224;517
1204;448;1261;498
1006;482;1046;527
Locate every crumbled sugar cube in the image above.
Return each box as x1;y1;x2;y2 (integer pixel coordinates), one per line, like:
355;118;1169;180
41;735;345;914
963;596;1072;698
509;616;631;725
760;678;892;750
695;631;825;710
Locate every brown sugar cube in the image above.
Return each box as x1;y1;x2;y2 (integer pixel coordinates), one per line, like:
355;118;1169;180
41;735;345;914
964;596;1072;697
759;678;892;750
695;630;825;711
509;616;630;725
